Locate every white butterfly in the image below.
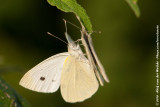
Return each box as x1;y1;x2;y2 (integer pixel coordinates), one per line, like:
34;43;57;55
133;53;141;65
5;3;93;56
77;16;110;86
19;31;98;103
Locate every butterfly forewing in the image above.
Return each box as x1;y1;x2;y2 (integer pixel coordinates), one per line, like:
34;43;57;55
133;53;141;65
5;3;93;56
19;52;69;93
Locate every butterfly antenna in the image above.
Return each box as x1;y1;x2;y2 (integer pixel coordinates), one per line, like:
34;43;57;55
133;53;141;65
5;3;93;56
47;32;68;44
63;19;81;30
76;16;101;34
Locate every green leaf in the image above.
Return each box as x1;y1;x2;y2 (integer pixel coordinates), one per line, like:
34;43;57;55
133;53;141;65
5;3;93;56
0;77;30;107
126;0;140;18
47;0;92;33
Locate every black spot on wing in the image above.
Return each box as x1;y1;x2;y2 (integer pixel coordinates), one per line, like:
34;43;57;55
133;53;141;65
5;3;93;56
40;77;45;81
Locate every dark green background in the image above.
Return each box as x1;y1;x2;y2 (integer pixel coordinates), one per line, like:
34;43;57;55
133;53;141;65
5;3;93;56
0;0;159;107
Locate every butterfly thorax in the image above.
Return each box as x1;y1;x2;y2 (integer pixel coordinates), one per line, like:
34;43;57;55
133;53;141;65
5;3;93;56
68;43;82;56
68;43;89;64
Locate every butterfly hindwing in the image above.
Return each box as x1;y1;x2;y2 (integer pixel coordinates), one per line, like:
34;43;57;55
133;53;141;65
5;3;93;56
60;56;99;103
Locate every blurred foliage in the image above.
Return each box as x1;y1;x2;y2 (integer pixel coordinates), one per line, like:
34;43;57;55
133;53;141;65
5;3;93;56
0;0;160;107
126;0;140;17
0;77;30;107
47;0;92;33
